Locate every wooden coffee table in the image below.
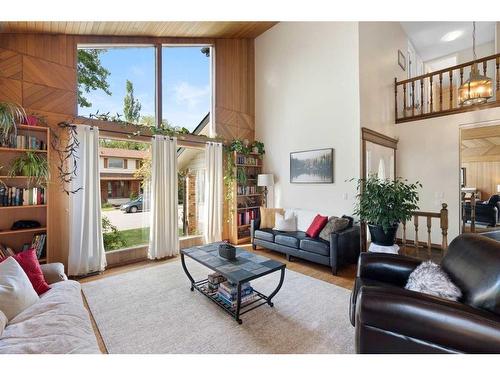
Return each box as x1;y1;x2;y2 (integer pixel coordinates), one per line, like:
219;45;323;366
180;242;286;324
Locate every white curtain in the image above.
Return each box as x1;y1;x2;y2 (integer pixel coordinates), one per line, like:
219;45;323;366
68;125;106;276
204;142;223;243
149;136;179;259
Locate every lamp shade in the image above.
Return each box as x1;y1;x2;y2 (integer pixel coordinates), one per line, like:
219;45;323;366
257;174;274;187
497;184;500;193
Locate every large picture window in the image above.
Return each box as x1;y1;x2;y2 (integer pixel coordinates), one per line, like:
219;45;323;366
77;43;213;251
162;46;212;132
77;44;213;131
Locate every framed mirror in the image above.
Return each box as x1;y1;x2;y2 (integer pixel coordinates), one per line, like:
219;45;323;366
360;127;398;251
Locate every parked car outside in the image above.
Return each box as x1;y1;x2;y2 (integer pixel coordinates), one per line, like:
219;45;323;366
120;195;143;213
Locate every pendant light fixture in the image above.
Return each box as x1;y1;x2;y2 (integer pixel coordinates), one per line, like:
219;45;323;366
458;22;493;106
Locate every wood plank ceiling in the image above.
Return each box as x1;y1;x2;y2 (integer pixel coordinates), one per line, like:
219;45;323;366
461;125;500;163
0;22;277;38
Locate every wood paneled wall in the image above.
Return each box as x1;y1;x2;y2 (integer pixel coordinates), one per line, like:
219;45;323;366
462;161;500;199
0;32;256;266
0;33;77;267
215;38;255;141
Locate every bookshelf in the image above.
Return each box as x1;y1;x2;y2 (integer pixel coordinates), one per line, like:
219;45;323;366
229;151;264;245
0;125;49;263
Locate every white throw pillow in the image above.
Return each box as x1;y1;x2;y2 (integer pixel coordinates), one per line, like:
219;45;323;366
405;261;462;301
0;257;39;320
0;310;7;337
273;212;297;232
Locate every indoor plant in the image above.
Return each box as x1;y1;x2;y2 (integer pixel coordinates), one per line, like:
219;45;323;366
9;151;50;186
0;101;26;142
353;175;421;246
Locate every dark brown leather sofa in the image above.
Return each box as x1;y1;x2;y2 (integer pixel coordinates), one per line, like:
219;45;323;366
350;234;500;353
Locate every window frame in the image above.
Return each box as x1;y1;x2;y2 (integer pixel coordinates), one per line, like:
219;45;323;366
76;43;215;135
107;157;125;169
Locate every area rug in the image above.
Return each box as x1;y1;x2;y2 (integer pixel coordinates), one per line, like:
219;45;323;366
81;258;354;354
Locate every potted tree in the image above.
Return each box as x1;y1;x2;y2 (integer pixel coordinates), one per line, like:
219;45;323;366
354;175;421;246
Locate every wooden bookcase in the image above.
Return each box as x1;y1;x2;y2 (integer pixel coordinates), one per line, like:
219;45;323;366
229;151;264;245
0;125;50;263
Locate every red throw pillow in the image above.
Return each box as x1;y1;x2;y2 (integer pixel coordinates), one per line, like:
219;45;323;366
306;214;329;238
13;249;50;295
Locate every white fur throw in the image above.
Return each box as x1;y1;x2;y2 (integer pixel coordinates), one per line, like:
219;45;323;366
405;261;462;301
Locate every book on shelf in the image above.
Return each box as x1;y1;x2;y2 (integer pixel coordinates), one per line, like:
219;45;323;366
217;286;253;301
31;234;47;259
0;186;47;206
237;185;258;195
219;281;252;294
237;208;259;226
236;155;259;165
1;134;45;150
0;234;46;260
217;292;255;308
0;244;15;259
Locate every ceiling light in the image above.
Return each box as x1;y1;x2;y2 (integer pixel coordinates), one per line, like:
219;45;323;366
459;22;493;106
441;30;463;42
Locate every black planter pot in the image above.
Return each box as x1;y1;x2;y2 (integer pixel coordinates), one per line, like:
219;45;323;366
368;223;399;246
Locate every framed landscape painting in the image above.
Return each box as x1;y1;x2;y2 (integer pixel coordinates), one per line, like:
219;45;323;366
290;148;334;183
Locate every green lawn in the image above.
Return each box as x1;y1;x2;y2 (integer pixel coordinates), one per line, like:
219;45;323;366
104;227;187;252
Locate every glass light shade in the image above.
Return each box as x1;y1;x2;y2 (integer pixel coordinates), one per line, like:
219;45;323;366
458;66;493;106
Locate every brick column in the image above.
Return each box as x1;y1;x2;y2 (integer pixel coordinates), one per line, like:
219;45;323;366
186;172;197;235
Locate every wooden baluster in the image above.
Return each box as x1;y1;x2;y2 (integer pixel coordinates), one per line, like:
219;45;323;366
429;76;434;113
411;80;415;117
483;61;487;76
449;70;453;110
496;57;499;101
394;78;398;120
426;216;432;259
414;215;419;255
460;68;464;86
440;203;448;255
420;79;424;115
439;73;443;112
403;83;407;118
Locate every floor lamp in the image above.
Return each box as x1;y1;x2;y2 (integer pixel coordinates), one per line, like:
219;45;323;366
258;174;274;208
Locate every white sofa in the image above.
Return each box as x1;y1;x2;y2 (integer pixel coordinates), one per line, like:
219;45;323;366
0;263;100;354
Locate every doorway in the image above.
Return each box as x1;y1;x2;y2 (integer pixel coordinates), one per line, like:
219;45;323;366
459;124;500;234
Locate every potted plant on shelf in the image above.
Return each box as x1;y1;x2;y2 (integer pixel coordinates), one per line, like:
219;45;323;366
0;101;26;142
9;151;50;187
353;175;421;246
251;141;265;157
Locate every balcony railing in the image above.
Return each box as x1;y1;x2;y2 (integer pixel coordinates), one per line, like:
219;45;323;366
395;53;500;123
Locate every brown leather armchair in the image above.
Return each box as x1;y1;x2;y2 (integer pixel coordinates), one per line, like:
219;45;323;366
350;234;500;353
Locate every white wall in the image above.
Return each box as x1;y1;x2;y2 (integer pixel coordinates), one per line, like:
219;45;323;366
397;107;500;243
255;22;361;216
359;22;408;138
